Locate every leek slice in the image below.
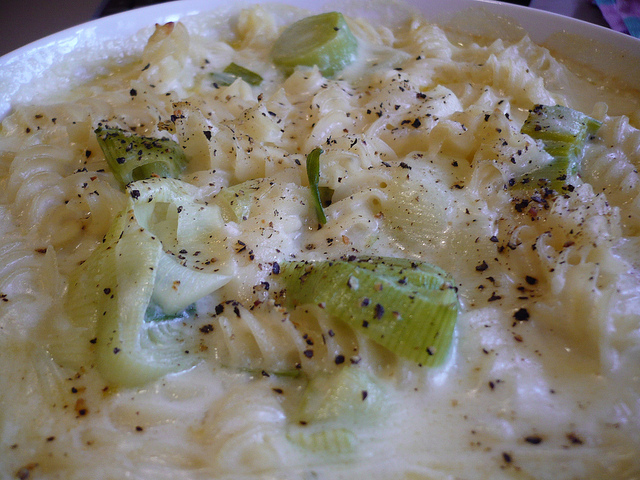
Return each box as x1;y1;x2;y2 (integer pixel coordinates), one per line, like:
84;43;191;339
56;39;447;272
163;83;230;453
521;104;601;153
151;253;229;315
95;127;187;187
211;63;263;87
287;428;358;454
65;178;232;387
287;367;385;453
271;12;358;77
223;62;263;86
213;178;263;222
94;215;184;387
131;178;232;267
210;71;237;87
513;105;601;191
306;147;327;225
295;366;386;424
279;257;458;366
145;302;195;323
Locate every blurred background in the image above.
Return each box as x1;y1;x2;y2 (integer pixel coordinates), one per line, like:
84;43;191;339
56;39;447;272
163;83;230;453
0;0;610;57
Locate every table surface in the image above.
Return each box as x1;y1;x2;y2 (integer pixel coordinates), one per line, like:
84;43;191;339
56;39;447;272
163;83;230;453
0;0;609;58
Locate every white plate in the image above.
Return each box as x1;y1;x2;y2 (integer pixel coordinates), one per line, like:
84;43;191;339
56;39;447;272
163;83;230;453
1;0;639;120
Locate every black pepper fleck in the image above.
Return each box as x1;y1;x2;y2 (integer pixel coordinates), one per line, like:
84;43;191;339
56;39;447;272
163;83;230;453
513;308;530;321
525;435;543;445
475;261;489;272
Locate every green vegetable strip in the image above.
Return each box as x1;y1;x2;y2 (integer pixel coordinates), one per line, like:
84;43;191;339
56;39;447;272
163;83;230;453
151;252;230;315
65;178;231;387
94;215;186;387
95;127;187;187
521;104;601;153
287;428;358;453
214;178;263;222
279;257;458;366
287;367;385;453
145;302;195;323
306;147;327;224
295;366;386;424
271;12;358;77
513;104;601;191
67;207;195;387
211;63;263;87
210;71;237;87
223;62;263;85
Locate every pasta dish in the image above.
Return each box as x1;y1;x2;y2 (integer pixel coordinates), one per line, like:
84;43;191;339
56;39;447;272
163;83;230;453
1;2;639;478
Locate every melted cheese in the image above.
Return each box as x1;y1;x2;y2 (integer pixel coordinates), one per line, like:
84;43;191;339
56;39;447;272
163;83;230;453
1;3;639;479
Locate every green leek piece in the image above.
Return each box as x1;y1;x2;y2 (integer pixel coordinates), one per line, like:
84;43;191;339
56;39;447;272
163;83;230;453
306;147;327;224
295;366;385;424
278;257;458;366
287;428;358;453
214;178;263;222
211;62;263;87
145;302;195;323
65;178;231;387
211;71;237;87
513;104;601;191
318;186;334;207
287;367;385;453
151;252;229;315
95;127;187;187
224;62;263;85
521;104;601;154
271;12;358;77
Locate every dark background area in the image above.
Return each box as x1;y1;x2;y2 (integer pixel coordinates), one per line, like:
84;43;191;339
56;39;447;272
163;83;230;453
97;0;533;16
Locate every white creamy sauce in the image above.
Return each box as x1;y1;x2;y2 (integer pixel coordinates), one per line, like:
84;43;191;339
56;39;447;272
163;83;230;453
1;3;639;479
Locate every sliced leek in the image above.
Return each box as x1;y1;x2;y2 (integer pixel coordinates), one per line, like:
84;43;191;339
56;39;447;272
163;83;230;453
521;104;601;154
295;366;386;424
223;62;263;86
213;178;263;222
151;253;229;315
287;367;385;453
145;302;195;323
94;214;185;387
95;127;188;187
306;147;327;225
210;71;237;87
513;104;601;192
65;178;232;387
211;62;263;87
278;257;458;366
271;12;358;78
287;428;358;454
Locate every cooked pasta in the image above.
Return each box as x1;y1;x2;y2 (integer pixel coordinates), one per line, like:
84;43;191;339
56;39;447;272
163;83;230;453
1;2;640;479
